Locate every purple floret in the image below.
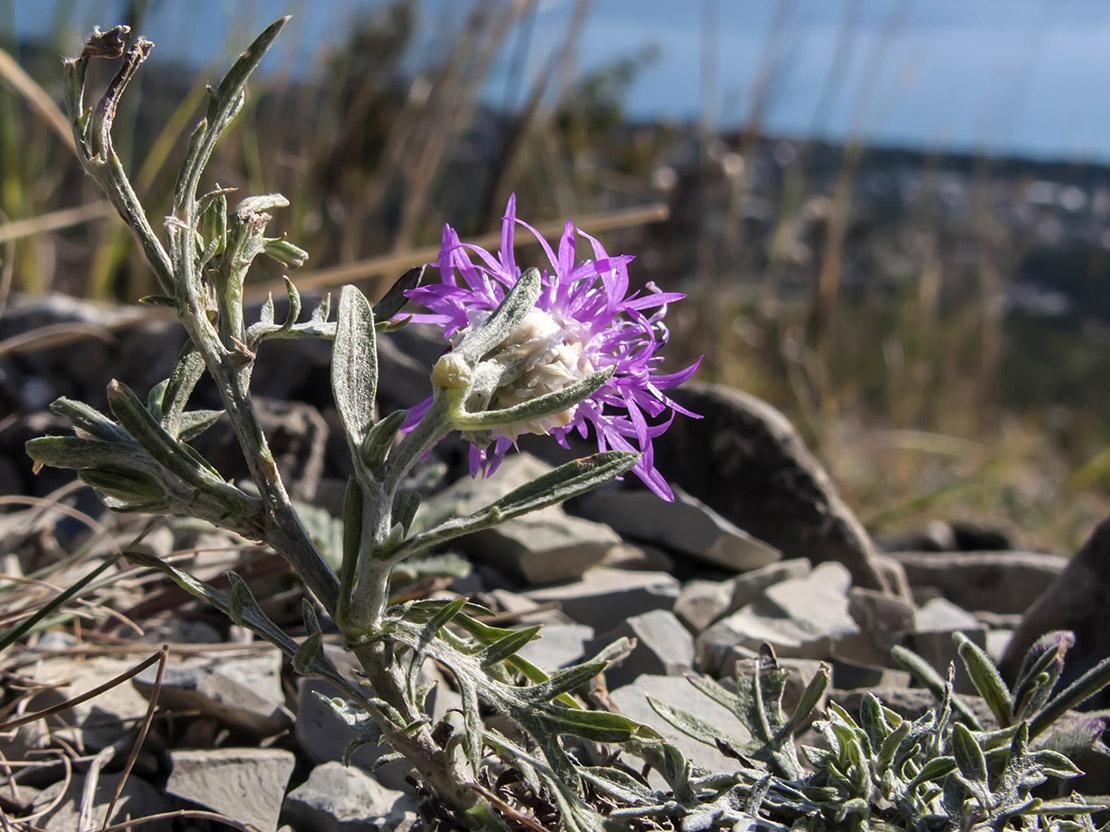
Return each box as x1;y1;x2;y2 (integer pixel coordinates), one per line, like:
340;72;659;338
404;195;700;500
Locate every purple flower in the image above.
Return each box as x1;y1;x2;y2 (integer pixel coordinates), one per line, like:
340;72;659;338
404;195;700;500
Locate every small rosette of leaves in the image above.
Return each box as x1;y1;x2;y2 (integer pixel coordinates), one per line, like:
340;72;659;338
25;357;262;537
636;636;1110;832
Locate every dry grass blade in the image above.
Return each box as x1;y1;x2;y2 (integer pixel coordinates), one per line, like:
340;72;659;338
0;201;114;246
100;644;168;831
471;782;555;832
97;808;265;831
246;201;670;302
0;320;124;359
80;745;117;832
0;46;75;153
0;649;163;732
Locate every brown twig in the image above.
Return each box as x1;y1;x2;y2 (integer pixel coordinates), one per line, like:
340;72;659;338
0;650;163;732
101;644;168;831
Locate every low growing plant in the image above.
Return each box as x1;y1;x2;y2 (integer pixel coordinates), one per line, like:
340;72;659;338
23;18;1110;832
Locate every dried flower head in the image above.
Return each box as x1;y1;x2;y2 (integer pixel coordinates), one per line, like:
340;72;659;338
405;196;700;500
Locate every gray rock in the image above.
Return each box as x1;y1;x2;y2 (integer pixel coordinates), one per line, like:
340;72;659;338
697;563;859;672
609;674;750;774
466;512;621;585
829;661;911;690
907;597;987;693
517;623;594;670
487;588;574;626
575;486;781;571
674;579;733;633
24;656;152;751
165;748;295;832
1001;518;1110;709
725;559;813;616
836;587;916;667
418;454;619;584
32;772;174;832
652;383;890;591
283;761;414;832
600;542;676;572
916;596;982;633
524;566;681;633
888;550;1067;614
595;610;696;688
134;651;290;736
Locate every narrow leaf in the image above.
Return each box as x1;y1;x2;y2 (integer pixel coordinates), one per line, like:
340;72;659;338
951;723;987;785
478;626;542;668
176;409;224;441
374;265;425;322
331;285;377;460
361;409;406;470
456;267;541;363
956;632;1014;727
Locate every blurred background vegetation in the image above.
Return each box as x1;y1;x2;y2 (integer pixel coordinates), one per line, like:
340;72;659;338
2;0;1109;551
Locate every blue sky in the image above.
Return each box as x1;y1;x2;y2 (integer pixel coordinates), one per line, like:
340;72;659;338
10;0;1110;162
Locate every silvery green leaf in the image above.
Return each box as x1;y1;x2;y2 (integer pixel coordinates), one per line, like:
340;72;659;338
259;294;275;326
340;477;362;602
79;468;167;507
176;409;224;441
456;267;541;364
454;367;614;431
236;193;288;217
577;767;660;807
138;294;178;308
457;678;483;773
107;379;223;489
374;265;425;322
1014;632;1073;719
174;18;286;212
25;435;155;474
390;488;420;535
331;284;377;466
1027;800;1105;815
161;343;206;438
419;597;468;645
951;723;988;785
905;756;957;790
647;696;743;748
292;630;323;675
478;626;541;668
520;661;606;703
361;409;406;470
1030;657;1110;740
302;598;322;636
877;720;911;773
685;673;740;713
859;691;891;754
49;397;131;443
775;663;830;740
540;707;647;743
388;451;639;562
309;292;332;323
370;751;404;770
956;631;1014;727
1029;750;1083;779
147;379;167;420
263;236;308;268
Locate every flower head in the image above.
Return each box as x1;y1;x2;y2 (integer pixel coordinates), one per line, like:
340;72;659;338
405;196;700;500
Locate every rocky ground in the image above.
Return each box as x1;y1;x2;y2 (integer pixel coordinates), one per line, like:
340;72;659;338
1;293;1109;831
